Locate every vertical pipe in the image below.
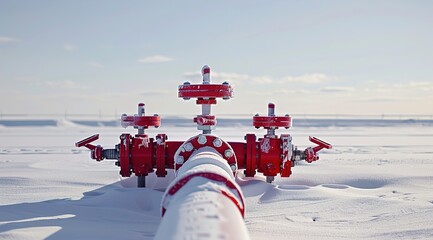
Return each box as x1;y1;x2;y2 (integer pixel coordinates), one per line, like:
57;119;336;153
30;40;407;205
137;103;146;187
202;65;212;134
137;103;145;135
267;103;276;137
155;149;250;240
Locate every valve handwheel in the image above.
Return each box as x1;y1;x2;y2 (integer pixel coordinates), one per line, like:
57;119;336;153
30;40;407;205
253;115;292;129
178;84;233;101
178;65;233;134
178;65;233;103
253;103;292;129
121;115;160;129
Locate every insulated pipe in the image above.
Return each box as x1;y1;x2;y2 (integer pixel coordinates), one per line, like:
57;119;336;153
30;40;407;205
155;148;250;240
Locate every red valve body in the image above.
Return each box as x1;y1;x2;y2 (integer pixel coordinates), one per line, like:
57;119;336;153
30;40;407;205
76;132;331;180
75;66;331;183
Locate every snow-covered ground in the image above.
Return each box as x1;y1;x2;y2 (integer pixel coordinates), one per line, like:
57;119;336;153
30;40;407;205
1;119;432;239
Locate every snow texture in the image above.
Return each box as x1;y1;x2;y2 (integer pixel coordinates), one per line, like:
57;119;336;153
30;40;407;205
0;119;433;239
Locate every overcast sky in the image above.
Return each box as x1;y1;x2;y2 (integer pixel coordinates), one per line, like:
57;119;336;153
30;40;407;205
1;1;432;117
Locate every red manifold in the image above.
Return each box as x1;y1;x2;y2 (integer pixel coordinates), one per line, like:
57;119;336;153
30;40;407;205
75;65;333;240
75;65;332;186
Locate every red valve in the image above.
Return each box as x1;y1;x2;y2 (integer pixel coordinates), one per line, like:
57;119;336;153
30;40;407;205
179;65;232;134
74;65;333;189
121;115;160;129
75;134;99;148
253;116;292;129
178;65;233;104
178;84;233;101
253;103;292;129
304;136;332;163
194;115;216;126
75;134;104;161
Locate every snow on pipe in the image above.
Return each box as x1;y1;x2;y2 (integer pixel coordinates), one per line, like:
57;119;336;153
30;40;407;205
155;146;250;240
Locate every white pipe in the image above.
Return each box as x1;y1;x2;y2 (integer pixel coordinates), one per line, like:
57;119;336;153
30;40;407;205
155;149;250;240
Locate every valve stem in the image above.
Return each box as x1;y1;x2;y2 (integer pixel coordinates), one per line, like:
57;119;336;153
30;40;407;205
267;103;276;137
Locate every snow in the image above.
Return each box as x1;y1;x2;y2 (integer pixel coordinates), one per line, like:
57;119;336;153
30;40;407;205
1;119;433;239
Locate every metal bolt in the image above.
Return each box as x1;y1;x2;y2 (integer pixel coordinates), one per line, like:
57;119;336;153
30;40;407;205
222;82;230;100
230;164;237;172
197;135;207;145
153;114;160;128
183;142;194;152
181;82;191;100
224;149;234;158
213;138;223;148
175;156;184;164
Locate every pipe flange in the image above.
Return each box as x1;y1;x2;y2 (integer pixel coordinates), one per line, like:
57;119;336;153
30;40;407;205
173;134;238;173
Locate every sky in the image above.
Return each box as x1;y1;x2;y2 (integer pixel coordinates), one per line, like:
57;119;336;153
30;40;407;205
1;1;432;118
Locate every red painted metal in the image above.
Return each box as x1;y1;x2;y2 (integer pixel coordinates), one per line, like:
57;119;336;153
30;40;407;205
196;98;218;105
174;134;237;172
244;134;257;177
280;134;293;177
119;134;131;177
75;65;333;240
155;134;167;177
121;115;160;129
76;133;331;181
304;136;332;163
194;115;216;126
253;115;292;129
131;135;153;176
76;123;331;181
178;84;233;99
75;134;99;148
257;137;282;176
75;134;104;161
75;65;332;185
